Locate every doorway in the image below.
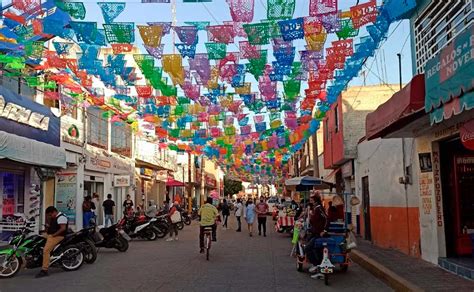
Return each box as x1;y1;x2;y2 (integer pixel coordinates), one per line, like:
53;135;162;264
84;181;104;224
362;176;371;241
440;137;474;257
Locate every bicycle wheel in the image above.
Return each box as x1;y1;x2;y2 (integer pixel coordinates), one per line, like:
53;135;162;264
205;235;210;261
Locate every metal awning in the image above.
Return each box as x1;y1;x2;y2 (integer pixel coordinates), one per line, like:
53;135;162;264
366;74;425;140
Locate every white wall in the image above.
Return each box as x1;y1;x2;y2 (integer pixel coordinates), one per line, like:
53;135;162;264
355;138;419;208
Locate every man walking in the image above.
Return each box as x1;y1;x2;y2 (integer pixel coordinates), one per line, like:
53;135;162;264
221;199;230;229
256;196;269;237
102;194;115;227
234;198;243;232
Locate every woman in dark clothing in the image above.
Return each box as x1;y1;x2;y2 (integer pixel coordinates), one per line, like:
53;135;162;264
221;199;230;229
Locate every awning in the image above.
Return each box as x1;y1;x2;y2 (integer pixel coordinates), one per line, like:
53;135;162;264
166;177;185;187
430;90;474;124
0;131;66;168
425;24;474;124
366;74;425;140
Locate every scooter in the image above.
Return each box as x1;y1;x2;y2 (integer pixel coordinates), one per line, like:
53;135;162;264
0;219;84;278
89;222;129;252
117;216;157;241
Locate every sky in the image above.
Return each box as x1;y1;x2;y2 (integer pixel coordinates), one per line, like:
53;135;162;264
77;0;415;90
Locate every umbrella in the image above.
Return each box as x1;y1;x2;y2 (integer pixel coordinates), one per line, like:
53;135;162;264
209;190;219;199
285;176;333;191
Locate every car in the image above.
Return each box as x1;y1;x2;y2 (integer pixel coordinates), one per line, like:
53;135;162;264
267;197;280;215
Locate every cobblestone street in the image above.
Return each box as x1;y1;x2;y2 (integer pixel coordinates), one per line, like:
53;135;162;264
0;218;391;292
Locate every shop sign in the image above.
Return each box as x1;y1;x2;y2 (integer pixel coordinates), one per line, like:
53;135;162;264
205;175;217;188
0;87;60;146
432;151;443;227
114;175;131;187
460;119;474;150
418;153;433;173
55;173;77;225
85;151;132;174
156;170;168;181
140;168;154;177
425;24;474;113
61;116;84;147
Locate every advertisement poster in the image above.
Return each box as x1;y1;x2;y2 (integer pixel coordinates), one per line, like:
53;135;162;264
55;173;77;224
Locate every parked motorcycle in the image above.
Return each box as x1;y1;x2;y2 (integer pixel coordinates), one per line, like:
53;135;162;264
0;219;84;278
68;225;98;264
181;211;192;226
89;222;129;252
117;215;158;241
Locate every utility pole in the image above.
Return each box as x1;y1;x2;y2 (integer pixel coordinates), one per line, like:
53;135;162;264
397;53;402;90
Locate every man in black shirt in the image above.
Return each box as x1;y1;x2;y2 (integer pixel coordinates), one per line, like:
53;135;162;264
36;206;68;278
103;194;115;227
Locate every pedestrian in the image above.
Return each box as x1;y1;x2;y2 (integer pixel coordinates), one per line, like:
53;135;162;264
162;200;170;214
221;199;230;229
82;195;95;228
234;198;243;232
305;193;328;279
92;193;100;220
244;199;256;237
102;194;115;227
123;194;134;216
256;196;269;237
167;201;181;242
146;200;157;218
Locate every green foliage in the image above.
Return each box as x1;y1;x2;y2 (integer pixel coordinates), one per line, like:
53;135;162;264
224;176;243;197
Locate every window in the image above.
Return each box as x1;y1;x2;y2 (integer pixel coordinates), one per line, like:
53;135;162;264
334;104;339;133
413;0;473;74
111;122;132;157
87;107;108;149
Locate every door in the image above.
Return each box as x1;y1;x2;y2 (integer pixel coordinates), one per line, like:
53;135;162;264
362;176;371;241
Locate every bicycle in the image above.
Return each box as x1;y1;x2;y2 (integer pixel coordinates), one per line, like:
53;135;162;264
203;226;213;261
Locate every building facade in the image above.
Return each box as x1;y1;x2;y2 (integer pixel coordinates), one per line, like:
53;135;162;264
365;0;474;278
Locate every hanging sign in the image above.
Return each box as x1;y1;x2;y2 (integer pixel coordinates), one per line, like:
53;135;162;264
460;119;474;150
114;175;131;187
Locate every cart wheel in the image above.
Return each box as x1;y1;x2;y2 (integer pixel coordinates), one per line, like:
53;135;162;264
340;264;348;272
324;274;329;286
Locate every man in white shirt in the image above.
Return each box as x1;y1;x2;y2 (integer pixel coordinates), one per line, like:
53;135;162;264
234;198;243;232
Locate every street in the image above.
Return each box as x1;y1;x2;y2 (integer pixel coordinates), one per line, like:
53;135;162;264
0;218;391;292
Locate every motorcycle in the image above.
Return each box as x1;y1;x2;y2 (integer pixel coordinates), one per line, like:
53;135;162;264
117;215;158;241
89;222;129;252
181;211;192;226
67;225;98;264
0;219;84;278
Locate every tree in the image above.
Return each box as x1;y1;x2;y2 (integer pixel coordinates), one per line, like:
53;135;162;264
224;176;243;197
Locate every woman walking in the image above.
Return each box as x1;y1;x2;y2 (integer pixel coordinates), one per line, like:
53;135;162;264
167;201;181;242
245;199;256;237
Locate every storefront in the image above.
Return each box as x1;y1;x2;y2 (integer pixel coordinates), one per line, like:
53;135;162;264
0;86;65;240
365;24;474;277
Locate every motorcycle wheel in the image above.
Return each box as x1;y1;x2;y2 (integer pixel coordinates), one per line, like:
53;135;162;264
324;274;329;286
60;245;84;271
184;216;191;225
0;254;21;278
177;222;184;230
153;225;167;239
144;229;157;241
82;239;98;264
115;237;129;252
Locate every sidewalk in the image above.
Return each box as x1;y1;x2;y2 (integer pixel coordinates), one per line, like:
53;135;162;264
351;239;474;292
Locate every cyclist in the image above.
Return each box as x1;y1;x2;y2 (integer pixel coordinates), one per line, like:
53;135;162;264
199;197;218;253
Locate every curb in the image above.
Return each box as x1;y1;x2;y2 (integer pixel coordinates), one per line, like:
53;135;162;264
351;250;424;292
